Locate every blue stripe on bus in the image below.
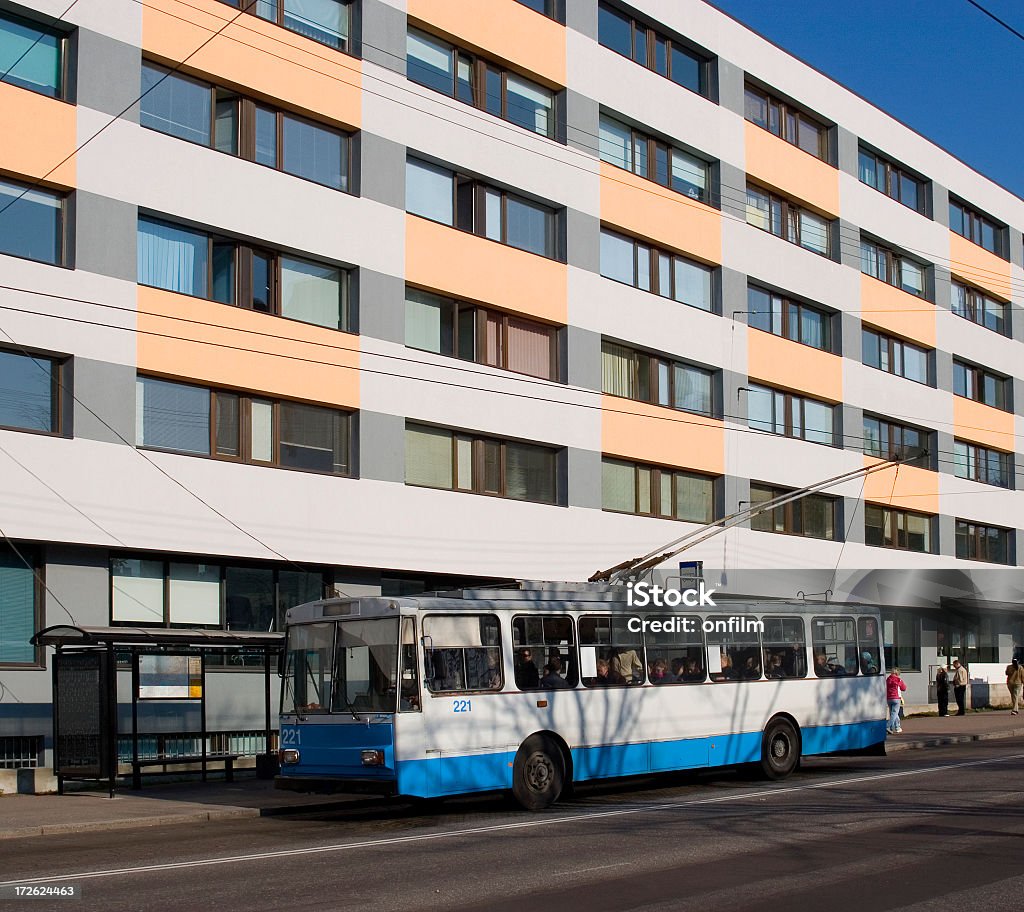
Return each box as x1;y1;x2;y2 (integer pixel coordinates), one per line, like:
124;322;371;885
392;720;886;798
278;722;398;780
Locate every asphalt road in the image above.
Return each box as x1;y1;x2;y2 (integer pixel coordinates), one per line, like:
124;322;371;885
4;742;1024;912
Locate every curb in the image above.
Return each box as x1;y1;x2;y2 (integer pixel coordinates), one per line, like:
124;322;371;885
886;726;1024;753
0;807;259;841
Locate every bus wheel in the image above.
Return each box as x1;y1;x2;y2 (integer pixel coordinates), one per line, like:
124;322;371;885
512;735;564;810
760;718;800;780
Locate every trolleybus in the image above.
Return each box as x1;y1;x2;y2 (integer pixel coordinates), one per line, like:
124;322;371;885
276;581;887;809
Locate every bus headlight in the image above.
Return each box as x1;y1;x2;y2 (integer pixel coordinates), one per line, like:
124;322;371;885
361;749;385;766
280;749;300;765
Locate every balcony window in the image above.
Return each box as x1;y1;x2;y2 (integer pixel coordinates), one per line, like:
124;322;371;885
955;521;1012;564
747;286;831;351
950;199;1006;258
951;281;1009;336
862;329;930;384
0;349;60;435
750;484;835;540
860;238;925;297
601;340;714;416
744;85;828;161
747;384;834;445
0;11;63;98
602;457;714;522
858;147;926;214
746;185;830;256
599;228;712;311
953;360;1009;411
0;178;63;265
865;505;932;553
953;441;1011;488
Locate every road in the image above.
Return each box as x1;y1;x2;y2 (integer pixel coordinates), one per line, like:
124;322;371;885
4;741;1024;912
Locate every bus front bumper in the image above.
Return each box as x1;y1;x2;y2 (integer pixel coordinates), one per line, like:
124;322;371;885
274;774;399;796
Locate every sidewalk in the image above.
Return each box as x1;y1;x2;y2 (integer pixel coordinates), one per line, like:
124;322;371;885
2;713;1022;840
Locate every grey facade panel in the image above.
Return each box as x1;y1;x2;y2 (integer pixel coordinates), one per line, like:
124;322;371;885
356;268;405;345
565;87;598;157
716;58;745;118
565;0;597;39
360;0;408;74
70;357;137;446
836;125;859;178
566;445;601;509
357;133;407;210
358;410;406;483
75;28;141;120
566;207;600;275
73;192;137;283
566;325;601;391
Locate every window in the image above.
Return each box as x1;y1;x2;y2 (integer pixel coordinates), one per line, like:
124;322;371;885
858;148;926;214
644;616;705;683
857;617;881;675
579;615;644;686
512;616;578;689
601;341;715;415
514;0;559;18
860;238;925;297
137;217;349;331
405;288;557;380
951;281;1009;336
0;178;64;265
953;440;1011;489
707;618;761;682
862;416;929;468
749;484;835;541
405;423;557;504
0;11;63;98
864;504;932;553
113;556;327;630
219;0;351;50
0;349;60;434
950;199;1006;258
746;185;830;256
597;3;707;95
136;376;353;475
744;85;828;161
406;158;559;259
599;228;713;311
598;114;709;202
407;28;557;140
423;614;502;693
811;617;858;676
761;617;806;679
862;329;929;384
141;63;351;191
747;384;834;445
747;285;832;351
882;611;919;672
601;458;714;523
0;546;39;664
953;360;1009;411
956;521;1012;565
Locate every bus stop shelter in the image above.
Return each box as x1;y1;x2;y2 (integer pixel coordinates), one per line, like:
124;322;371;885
31;625;284;796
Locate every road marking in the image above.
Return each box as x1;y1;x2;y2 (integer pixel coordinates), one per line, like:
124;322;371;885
4;751;1024;887
553;862;631;877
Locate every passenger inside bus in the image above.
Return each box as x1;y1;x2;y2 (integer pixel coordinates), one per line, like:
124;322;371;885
682;658;705;682
594;658;626;686
540;663;571;688
648;657;674;683
515;649;540;689
741;656;762;679
814;653;832;676
610;647;644;684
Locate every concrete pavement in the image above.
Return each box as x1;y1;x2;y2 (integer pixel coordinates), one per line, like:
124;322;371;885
1;710;1021;840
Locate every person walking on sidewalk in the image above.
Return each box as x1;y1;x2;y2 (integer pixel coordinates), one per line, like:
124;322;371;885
935;665;949;717
952;659;969;715
887;667;907;734
1004;658;1024;715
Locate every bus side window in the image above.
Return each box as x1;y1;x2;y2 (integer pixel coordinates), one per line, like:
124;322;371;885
578;615;644;686
512;615;578;689
706;617;761;682
400;617;421;711
812;617;858;676
644;615;704;684
761;617;806;679
857;617;881;675
422;615;503;694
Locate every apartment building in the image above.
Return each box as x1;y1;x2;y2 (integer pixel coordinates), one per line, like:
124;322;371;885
1;0;1023;765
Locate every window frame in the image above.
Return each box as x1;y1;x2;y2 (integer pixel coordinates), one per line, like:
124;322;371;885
949;198;1006;259
218;0;352;52
597;2;709;97
955;520;1013;565
747;284;833;352
0;177;66;267
862;415;931;469
422;613;504;695
744;84;830;162
860;238;927;298
952;440;1012;489
601;457;716;524
0;347;64;437
861;327;931;385
600;339;716;417
857;146;927;214
749;483;836;541
0;9;67;100
950;280;1009;337
135;376;354;477
952;359;1010;411
0;544;44;668
511;615;578;689
747;384;835;446
745;184;832;257
864;504;934;553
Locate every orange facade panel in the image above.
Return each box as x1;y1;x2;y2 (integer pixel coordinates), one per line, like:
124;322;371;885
600;162;721;265
0;84;75;187
949;232;1013;301
408;0;565;87
952;395;1015;452
746;329;842;402
136;286;359;409
405;215;568;324
602;396;724;476
744;123;839;217
143;0;361;128
862;457;939;514
859;274;936;348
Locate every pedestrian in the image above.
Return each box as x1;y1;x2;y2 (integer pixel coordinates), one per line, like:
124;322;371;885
952;658;968;715
1004;658;1024;715
886;667;907;734
935;665;949;717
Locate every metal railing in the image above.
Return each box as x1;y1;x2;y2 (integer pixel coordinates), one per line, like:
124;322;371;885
117;730;278;762
0;735;44;769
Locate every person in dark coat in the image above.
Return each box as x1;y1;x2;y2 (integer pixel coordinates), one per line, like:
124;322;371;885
935;665;949;717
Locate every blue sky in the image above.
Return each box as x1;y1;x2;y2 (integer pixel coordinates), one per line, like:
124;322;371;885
709;0;1024;199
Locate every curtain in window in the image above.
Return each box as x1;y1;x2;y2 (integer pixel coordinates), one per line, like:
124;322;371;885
284;0;346;47
675;473;712;523
506;74;553;137
743;89;767;127
674;258;712;311
280;257;341;329
140;65;211;145
0;16;61;97
406;290;451;354
505;443;555;503
860;242;882;281
745;187;770;231
899;259;924;296
406;425;453;488
280;402;346;473
601;342;634;398
799;211;829;255
111;558;165;624
0;549;35;662
169;562;221;626
407;28;453;94
282;116;344;189
406;159;454;224
483;312;502;367
136;376;211;454
137;218;207;297
600;230;635;285
0;350;54;432
671;149;705;199
673;364;711;415
505;197;550;257
506;318;551;378
598;116;631;170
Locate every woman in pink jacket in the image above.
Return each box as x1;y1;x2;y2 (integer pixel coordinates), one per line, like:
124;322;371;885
886;668;907;734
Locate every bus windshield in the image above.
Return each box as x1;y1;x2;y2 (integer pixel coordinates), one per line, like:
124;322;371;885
282;618;400;715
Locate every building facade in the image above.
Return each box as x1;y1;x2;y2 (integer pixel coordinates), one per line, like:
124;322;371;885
1;0;1023;764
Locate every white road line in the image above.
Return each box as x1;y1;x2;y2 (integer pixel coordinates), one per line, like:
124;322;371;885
4;751;1023;887
553;862;632;877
